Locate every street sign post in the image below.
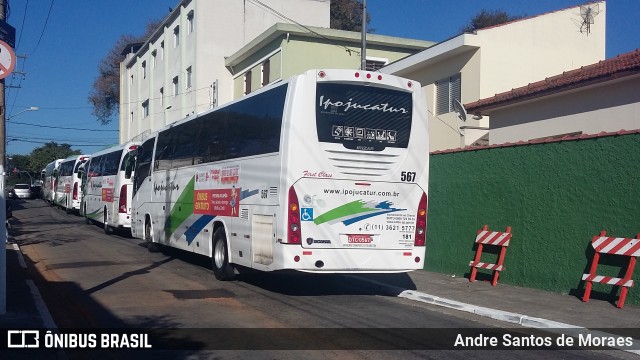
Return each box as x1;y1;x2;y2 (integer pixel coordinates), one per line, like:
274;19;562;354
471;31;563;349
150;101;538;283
0;20;15;48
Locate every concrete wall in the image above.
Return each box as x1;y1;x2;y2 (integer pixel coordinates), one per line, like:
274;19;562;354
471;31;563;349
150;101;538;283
426;132;640;305
489;75;640;144
476;3;606;100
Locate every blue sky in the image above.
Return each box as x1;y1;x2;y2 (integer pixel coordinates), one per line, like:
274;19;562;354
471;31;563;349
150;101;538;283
5;0;639;155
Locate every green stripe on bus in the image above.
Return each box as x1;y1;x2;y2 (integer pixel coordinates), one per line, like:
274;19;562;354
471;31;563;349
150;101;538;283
164;176;195;238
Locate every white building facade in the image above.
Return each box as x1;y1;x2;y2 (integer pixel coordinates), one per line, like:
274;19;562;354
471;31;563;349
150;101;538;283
381;2;606;151
119;0;330;143
465;49;640;144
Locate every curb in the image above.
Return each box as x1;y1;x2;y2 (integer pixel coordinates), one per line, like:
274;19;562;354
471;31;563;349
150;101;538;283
351;275;640;355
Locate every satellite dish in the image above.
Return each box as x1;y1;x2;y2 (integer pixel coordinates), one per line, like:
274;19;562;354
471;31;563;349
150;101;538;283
453;99;467;122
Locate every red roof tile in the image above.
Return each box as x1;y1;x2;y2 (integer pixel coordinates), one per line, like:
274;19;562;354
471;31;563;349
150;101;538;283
465;48;640;113
430;129;640;155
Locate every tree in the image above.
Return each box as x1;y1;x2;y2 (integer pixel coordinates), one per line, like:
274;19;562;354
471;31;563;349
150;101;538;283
330;0;372;32
28;142;80;175
89;20;162;125
460;9;525;33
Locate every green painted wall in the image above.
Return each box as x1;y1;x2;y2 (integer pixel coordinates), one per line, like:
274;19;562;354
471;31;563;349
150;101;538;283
426;133;640;305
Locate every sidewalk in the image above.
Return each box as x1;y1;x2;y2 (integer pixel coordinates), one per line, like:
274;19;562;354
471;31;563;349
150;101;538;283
2;242;49;329
395;270;640;330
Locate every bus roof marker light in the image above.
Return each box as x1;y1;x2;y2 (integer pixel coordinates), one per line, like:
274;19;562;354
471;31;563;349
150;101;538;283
407;81;413;88
378;75;383;81
318;71;326;78
366;73;371;79
355;72;360;78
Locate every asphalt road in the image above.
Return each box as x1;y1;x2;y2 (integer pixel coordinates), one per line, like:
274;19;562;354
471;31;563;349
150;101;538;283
8;199;631;360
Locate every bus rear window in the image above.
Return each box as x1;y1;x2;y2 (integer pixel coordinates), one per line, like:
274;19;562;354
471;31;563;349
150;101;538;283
316;83;412;151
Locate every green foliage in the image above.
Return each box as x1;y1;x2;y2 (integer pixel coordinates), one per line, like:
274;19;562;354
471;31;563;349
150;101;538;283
88;19;163;125
461;9;525;33
29;142;80;172
330;0;372;32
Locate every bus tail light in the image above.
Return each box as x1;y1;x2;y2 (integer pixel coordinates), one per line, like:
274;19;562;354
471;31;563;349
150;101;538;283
414;192;427;246
72;182;79;200
286;186;301;244
119;185;127;213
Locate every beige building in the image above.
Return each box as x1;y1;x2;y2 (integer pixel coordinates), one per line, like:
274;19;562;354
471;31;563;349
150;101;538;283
225;23;433;99
119;0;330;143
380;2;606;151
464;49;640;144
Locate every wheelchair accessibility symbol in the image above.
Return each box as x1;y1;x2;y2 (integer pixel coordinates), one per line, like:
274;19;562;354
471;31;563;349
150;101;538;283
301;208;314;221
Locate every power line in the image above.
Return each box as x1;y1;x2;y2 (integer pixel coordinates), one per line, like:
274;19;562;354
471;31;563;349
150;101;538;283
8;120;118;132
30;0;54;55
247;0;361;57
7;138;115;147
14;0;28;49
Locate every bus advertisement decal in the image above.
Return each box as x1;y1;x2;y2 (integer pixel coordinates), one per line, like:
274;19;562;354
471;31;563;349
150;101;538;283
102;188;114;202
313;200;405;226
193;187;241;217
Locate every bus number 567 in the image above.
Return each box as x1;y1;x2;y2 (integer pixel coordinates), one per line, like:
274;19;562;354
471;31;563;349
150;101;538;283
400;171;416;182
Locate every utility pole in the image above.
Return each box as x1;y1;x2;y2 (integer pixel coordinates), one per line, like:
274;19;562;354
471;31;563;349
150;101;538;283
360;0;367;71
0;0;7;315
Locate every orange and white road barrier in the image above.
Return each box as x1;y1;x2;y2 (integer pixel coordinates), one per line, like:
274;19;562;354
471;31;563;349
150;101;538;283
582;230;640;308
469;225;512;286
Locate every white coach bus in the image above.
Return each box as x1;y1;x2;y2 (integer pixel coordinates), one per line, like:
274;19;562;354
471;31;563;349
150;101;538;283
42;159;64;203
54;155;90;213
131;69;429;281
82;142;140;234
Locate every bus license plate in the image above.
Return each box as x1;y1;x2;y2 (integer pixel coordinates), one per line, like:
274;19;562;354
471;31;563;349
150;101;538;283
347;234;373;244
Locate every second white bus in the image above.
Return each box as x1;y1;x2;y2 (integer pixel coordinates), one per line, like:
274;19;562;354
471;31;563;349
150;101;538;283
42;159;64;203
131;69;429;281
54;155;90;213
82;142;140;234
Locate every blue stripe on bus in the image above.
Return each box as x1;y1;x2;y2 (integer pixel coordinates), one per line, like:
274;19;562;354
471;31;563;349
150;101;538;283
184;215;216;245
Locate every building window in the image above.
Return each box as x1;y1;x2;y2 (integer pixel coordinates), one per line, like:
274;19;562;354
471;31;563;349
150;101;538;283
186;66;192;89
187;11;194;35
130;111;133;122
130;74;134;85
151;50;157;69
173;76;179;96
160;87;164;107
142;99;149;117
142;61;147;79
261;60;270;86
173;26;180;47
436;73;461;115
160;41;164;60
244;71;252;95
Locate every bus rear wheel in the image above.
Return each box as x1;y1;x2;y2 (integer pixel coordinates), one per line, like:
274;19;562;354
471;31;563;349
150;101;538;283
103;210;113;235
212;228;235;281
84;205;92;224
145;220;159;253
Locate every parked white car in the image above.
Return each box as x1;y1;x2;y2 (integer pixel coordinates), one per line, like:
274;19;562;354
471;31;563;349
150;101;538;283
11;184;32;199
